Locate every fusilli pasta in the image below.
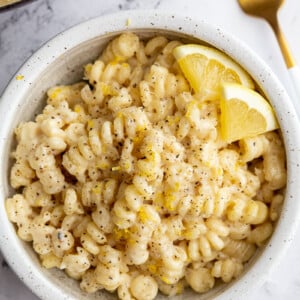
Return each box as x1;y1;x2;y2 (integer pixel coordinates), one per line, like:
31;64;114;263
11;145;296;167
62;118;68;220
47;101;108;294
6;32;287;300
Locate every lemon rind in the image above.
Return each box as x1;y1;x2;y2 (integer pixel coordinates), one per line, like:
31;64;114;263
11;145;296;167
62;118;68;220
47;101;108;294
221;82;279;132
173;44;255;89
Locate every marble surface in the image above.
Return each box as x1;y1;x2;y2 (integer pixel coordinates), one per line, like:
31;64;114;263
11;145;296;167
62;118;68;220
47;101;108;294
0;0;300;299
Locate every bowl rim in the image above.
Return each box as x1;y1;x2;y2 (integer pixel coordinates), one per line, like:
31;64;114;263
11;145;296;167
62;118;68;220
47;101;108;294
1;9;300;300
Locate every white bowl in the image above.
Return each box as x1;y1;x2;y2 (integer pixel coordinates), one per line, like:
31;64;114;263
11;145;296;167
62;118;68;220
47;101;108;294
1;10;300;300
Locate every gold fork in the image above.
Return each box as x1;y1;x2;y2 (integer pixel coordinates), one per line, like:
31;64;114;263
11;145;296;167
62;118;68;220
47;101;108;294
238;0;300;111
0;0;21;8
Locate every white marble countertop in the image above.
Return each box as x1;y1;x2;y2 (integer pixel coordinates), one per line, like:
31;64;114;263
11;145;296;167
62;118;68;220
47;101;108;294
0;0;300;299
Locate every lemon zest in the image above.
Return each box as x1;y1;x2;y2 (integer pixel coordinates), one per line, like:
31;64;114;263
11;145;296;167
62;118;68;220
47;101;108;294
16;74;24;81
126;18;131;26
92;184;102;194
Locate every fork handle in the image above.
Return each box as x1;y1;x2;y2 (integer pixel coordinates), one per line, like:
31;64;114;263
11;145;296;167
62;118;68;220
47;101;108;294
288;66;300;116
274;22;300;117
276;27;295;69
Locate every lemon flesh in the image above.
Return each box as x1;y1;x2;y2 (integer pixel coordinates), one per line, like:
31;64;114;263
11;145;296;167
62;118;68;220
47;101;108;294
173;44;254;99
220;83;279;143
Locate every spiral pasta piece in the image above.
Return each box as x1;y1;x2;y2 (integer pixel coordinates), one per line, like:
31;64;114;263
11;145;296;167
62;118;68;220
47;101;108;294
185;267;215;293
100;32;140;64
29;143;65;194
211;258;243;283
61;247;90;279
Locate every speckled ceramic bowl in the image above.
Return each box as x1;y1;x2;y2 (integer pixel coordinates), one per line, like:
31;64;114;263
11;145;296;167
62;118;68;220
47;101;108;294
0;10;300;300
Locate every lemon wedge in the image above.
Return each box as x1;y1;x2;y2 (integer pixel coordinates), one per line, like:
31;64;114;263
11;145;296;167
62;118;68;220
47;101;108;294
220;82;279;143
173;44;254;99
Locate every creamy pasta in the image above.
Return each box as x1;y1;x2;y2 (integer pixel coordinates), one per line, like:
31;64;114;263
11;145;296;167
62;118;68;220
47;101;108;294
6;32;286;299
